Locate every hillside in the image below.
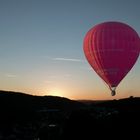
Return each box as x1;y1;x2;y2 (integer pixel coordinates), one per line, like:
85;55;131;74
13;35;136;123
0;90;85;121
0;90;84;110
0;90;140;139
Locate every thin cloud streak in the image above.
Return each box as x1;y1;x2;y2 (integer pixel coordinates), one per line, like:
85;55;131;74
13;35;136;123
5;74;17;78
53;57;84;62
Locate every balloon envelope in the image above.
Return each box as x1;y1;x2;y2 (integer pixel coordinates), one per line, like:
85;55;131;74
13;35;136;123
83;21;140;95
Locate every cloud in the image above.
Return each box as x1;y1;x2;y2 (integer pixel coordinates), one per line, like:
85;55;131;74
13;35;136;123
41;55;51;59
53;57;83;62
80;67;93;71
44;80;53;83
63;74;71;77
5;74;17;78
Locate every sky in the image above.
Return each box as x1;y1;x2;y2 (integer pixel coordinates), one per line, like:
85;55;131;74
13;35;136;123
0;0;140;100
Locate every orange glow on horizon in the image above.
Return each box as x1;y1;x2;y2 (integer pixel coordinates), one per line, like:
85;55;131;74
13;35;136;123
45;88;66;98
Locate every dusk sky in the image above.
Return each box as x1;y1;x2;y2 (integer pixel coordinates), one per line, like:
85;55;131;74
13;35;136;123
0;0;140;100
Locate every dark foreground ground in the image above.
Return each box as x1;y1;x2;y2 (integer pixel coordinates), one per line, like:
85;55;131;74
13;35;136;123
0;90;140;140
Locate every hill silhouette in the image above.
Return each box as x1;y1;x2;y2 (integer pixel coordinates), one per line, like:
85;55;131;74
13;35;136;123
0;90;85;139
0;90;84;109
64;97;140;139
0;90;85;121
0;90;140;139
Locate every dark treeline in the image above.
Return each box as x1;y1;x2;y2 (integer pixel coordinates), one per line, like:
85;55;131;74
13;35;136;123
0;90;140;139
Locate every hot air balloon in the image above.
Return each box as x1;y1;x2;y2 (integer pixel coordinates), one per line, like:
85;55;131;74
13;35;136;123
83;21;140;96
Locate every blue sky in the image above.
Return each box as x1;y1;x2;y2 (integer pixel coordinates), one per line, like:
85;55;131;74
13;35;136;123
0;0;140;100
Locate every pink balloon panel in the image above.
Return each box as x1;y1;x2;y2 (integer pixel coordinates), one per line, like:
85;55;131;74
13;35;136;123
83;21;140;89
